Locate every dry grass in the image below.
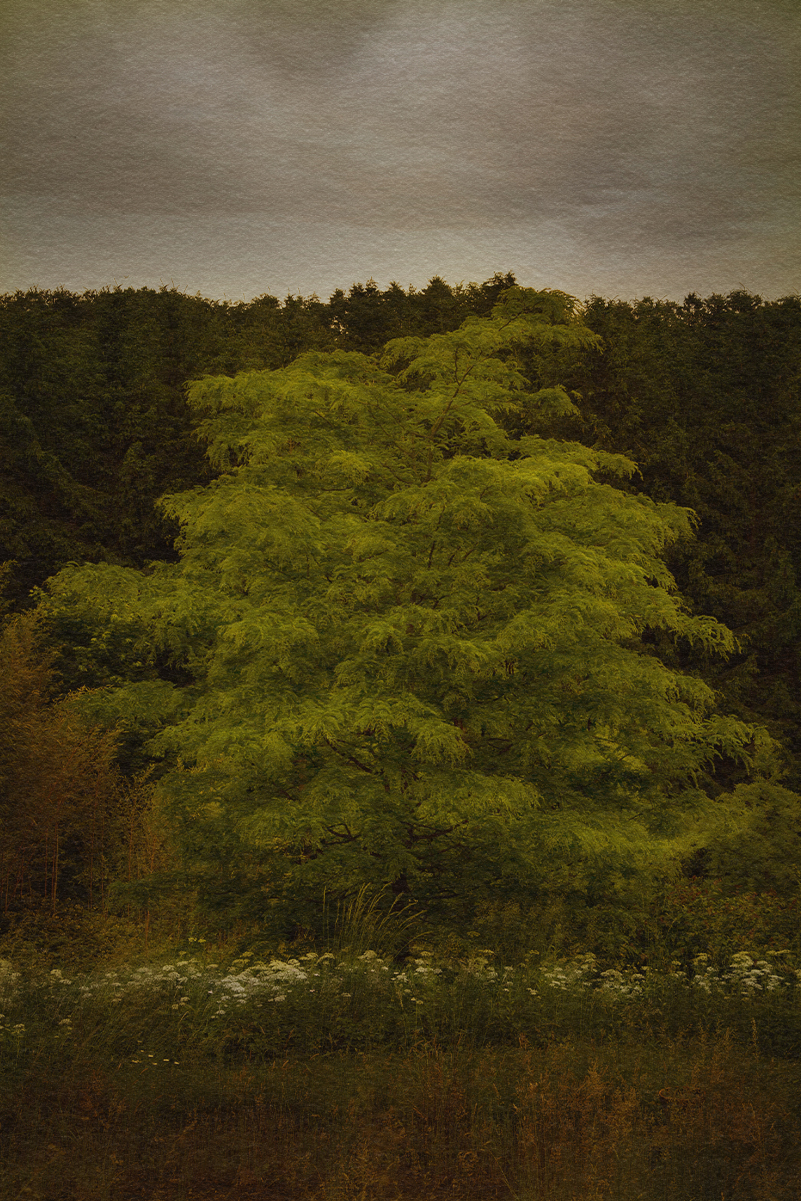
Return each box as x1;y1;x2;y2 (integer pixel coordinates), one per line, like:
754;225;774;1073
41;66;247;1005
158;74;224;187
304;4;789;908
2;888;800;1200
4;1029;800;1200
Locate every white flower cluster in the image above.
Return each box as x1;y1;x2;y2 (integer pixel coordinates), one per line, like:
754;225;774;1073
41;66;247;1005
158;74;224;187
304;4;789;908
538;953;598;992
210;954;313;1009
690;952;790;996
597;967;647;998
531;954;649;999
0;943;796;1040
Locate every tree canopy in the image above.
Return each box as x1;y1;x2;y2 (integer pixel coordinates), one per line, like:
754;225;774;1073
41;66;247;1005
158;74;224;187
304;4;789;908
39;287;761;930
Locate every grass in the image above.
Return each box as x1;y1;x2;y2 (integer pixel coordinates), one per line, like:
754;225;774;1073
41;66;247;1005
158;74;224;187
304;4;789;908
0;887;800;1200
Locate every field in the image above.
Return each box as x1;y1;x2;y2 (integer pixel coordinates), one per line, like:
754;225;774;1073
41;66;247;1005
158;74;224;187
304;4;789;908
1;892;800;1201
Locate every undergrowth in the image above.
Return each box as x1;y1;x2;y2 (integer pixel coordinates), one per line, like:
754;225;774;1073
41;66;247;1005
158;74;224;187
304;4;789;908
1;884;799;1200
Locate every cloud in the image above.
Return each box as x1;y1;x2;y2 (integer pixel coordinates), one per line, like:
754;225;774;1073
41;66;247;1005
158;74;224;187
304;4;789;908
1;0;799;299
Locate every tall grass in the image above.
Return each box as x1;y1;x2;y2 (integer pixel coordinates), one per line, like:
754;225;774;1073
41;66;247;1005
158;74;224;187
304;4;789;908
1;889;800;1200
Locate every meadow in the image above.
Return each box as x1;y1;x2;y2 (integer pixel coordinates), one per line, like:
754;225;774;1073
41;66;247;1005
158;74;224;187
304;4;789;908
1;887;800;1201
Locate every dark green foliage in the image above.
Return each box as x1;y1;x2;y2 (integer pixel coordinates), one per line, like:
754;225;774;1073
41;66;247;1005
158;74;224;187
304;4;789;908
0;287;216;601
0;276;515;609
327;272;518;352
39;288;767;936
688;780;801;894
654;873;801;965
546;291;801;787
3;273;801;947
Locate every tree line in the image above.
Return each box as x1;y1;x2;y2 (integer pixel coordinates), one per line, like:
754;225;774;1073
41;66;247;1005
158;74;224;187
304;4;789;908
1;275;799;945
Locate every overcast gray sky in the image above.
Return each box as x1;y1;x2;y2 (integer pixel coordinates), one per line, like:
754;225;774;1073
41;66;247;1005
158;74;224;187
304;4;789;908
2;0;799;304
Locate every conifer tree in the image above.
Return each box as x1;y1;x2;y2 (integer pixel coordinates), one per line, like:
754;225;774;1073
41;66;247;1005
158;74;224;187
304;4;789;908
41;288;757;928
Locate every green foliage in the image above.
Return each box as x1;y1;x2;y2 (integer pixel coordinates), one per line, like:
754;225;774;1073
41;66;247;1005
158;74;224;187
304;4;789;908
327;271;519;352
5;276;800;968
686;780;801;894
555;291;801;787
654;875;801;965
0;287;216;602
7;278;800;812
0;277;515;609
40;287;765;932
2;936;800;1201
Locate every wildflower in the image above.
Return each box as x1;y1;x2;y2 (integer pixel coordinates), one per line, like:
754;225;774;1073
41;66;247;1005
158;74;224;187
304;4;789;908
221;979;246;994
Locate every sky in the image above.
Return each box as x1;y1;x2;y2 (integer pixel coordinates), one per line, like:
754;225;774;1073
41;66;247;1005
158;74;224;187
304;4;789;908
2;0;799;305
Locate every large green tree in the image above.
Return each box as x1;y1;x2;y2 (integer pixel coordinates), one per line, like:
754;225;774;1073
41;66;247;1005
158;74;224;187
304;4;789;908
41;288;759;930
